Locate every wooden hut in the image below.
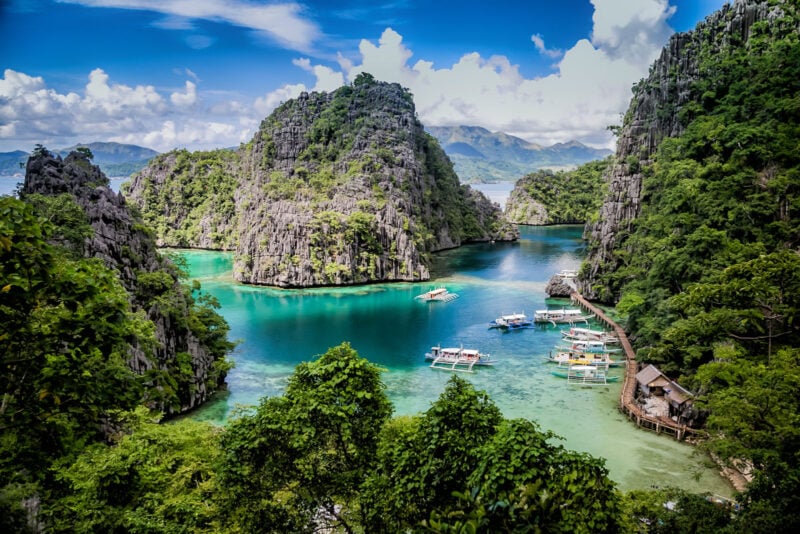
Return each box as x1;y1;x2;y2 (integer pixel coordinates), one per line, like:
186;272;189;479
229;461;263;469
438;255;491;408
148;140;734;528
635;364;694;424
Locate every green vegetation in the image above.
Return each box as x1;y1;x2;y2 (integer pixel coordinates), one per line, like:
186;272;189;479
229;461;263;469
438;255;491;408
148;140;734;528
582;3;800;529
1;153;235;529
130;148;239;249
509;157;612;224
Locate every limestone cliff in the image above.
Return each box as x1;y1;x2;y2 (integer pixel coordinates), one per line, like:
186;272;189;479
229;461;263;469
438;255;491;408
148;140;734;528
505;159;611;226
126;74;518;287
21;149;233;414
578;0;796;300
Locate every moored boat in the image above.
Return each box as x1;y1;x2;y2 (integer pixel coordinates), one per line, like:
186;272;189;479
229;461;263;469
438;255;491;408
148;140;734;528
425;345;495;372
489;312;532;329
547;349;621;367
561;327;619;344
534;308;592;325
415;287;459;302
550;364;620;385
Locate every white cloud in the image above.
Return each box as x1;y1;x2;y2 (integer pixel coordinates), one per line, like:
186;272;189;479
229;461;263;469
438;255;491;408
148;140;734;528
0;68;244;152
171;81;197;107
531;34;563;59
59;0;320;52
2;1;682;153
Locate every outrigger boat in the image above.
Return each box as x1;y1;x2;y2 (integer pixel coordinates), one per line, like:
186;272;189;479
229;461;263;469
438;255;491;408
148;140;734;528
415;287;459;302
533;308;592;325
425;345;495;372
489;312;532;330
550;364;619;385
547;349;621;367
561;327;619;344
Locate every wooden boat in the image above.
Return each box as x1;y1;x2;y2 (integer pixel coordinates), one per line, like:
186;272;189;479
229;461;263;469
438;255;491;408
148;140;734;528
533;308;592;325
561;327;619;344
547;349;621;367
489;312;532;330
415;287;459;302
550;364;619;385
425;345;495;372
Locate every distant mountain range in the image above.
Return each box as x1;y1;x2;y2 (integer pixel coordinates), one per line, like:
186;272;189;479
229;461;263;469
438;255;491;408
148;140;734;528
427;126;612;182
1;129;609;183
0;142;159;177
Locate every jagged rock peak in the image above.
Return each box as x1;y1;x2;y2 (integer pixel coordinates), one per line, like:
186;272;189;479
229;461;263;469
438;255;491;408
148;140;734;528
579;0;796;300
22;148;232;414
126;73;518;288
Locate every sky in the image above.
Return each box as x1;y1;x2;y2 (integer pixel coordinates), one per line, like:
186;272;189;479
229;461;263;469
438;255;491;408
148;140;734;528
0;0;729;154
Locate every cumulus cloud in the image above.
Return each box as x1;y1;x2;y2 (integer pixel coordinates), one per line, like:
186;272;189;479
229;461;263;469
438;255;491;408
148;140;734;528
531;34;563;59
2;1;682;153
170;81;197;108
0;68;250;152
255;1;677;149
59;0;320;51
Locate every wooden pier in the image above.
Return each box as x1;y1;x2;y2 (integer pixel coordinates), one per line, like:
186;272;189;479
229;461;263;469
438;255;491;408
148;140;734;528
569;291;699;441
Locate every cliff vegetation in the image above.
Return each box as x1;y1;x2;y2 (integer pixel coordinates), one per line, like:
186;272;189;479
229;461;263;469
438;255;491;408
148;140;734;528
1;147;235;530
578;0;800;527
125;73;518;288
505;156;612;225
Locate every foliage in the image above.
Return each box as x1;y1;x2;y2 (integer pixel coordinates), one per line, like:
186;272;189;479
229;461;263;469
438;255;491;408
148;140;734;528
621;487;732;533
134;148;239;249
508;157;612;224
0;197;148;489
361;376;622;533
46;408;222;533
581;5;800;524
218;342;392;532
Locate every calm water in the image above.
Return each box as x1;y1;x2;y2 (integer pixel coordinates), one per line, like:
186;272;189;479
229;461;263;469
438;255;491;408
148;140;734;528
180;226;733;496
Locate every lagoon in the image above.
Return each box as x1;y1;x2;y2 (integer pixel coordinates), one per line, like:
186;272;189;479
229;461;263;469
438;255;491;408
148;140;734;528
181;225;733;496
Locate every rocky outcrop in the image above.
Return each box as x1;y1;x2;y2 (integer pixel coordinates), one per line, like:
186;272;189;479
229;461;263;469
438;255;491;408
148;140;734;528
126;75;518;288
505;187;549;225
505;160;611;226
579;0;793;300
22;149;232;413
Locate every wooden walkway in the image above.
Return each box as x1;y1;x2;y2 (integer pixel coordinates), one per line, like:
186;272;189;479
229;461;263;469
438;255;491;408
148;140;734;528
569;292;699;441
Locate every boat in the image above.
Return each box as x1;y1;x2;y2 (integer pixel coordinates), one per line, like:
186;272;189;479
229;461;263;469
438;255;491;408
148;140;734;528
546;349;621;367
557;339;622;355
533;308;592;325
425;345;495;372
415;287;459;302
550;364;620;385
489;312;532;330
561;327;619;344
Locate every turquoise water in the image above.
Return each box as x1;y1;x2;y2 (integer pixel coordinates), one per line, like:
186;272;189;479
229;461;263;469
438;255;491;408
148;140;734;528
179;225;732;496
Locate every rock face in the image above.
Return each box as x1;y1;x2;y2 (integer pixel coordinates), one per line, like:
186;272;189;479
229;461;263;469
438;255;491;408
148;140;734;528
22;150;231;413
505;160;611;226
126;75;518;287
578;0;792;300
505;187;550;225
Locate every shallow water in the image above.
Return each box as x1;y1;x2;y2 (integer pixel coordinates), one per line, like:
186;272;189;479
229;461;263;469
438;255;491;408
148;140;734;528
178;225;732;496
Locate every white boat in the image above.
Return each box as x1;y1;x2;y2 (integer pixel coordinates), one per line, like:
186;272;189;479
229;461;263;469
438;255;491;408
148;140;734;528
547;349;621;367
415;287;459;302
425;345;495;372
489;312;532;329
533;308;592;325
561;327;618;344
551;364;619;385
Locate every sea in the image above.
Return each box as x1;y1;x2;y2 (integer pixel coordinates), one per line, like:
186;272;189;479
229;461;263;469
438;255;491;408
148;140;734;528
178;225;733;496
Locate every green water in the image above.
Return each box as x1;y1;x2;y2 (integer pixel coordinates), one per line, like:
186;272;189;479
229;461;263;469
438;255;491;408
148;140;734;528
179;225;732;496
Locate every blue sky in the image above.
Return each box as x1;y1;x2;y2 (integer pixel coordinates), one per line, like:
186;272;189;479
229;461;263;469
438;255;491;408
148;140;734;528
1;0;728;153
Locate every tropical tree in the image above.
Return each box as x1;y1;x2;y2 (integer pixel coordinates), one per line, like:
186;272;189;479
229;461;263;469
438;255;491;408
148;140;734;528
218;342;392;532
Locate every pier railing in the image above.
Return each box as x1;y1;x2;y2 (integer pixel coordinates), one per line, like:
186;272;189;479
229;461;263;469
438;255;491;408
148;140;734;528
569;291;700;441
